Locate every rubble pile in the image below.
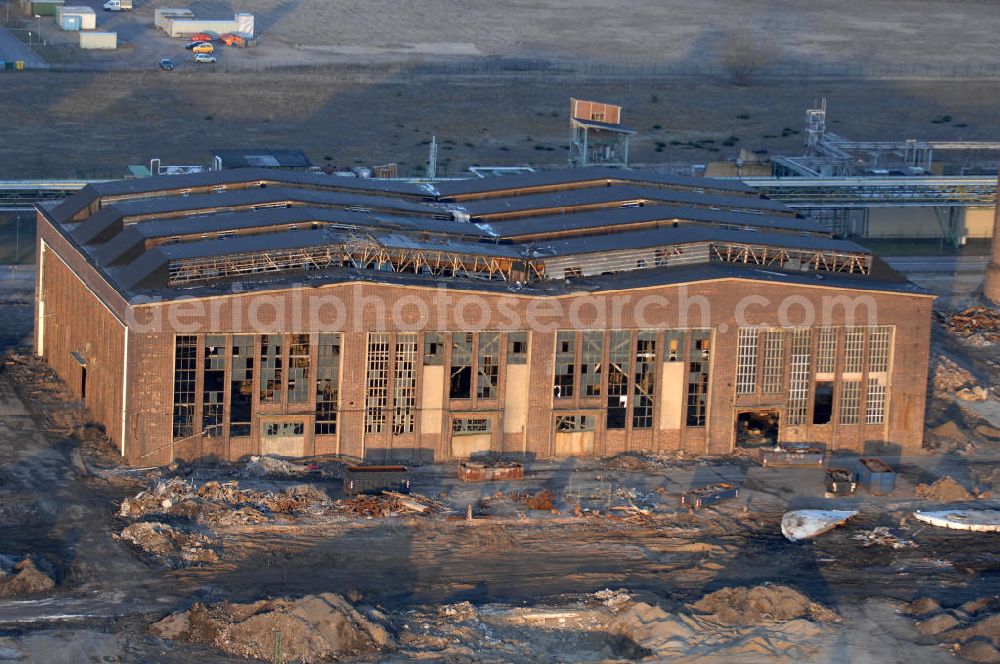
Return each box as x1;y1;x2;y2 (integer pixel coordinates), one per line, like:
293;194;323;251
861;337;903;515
945;306;1000;346
0;556;56;597
851;527;918;549
915;476;974;502
931;356;987;401
150;593;394;663
118;478;328;522
905;596;1000;663
690;584;840;626
116;522;219;567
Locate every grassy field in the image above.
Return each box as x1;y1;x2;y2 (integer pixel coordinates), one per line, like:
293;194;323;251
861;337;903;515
2;72;1000;179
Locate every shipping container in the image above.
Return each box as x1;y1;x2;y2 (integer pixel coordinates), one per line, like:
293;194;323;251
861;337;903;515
824;467;857;496
166;15;253;38
79;31;117;49
858;458;896;495
30;0;64;17
56;6;96;30
458;460;524;482
343;465;411;496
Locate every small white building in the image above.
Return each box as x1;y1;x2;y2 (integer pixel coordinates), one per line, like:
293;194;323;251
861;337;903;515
56;5;96;31
79;31;117;49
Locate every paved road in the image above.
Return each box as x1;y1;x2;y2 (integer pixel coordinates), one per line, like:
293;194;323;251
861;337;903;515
0;24;46;68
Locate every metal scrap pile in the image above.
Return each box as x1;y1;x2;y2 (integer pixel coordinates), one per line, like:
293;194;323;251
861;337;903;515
334;492;444;518
945;305;1000;346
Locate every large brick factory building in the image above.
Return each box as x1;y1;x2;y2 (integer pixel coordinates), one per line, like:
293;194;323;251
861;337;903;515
34;168;932;465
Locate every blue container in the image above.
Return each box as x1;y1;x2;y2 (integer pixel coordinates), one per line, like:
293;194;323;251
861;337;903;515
60;14;82;31
859;457;896;495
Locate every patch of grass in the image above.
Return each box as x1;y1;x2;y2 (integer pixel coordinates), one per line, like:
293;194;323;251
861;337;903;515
722;135;740;146
953;122;967;128
652;124;662;130
736;113;750;119
651;94;660;103
930;114;953;124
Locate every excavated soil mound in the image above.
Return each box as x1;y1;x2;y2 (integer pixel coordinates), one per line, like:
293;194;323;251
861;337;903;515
0;558;55;597
150;593;393;663
915;477;973;501
691;585;839;626
906;596;1000;663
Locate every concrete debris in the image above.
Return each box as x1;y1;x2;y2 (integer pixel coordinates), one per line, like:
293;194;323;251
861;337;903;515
0;557;56;597
335;492;442;517
931;355;980;395
945;306;1000;345
593;588;632;613
913;510;1000;532
150;593;394;663
116;522;219;567
956;386;990;402
904;596;1000;663
851;527;917;549
244;455;298;477
690;584;840;626
119;478;327;522
781;510;857;541
914;476;973;501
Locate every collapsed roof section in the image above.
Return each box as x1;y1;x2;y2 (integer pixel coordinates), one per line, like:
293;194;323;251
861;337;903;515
39;167;915;301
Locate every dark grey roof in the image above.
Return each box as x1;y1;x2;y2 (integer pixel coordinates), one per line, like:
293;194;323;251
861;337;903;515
450;184;793;218
212;149;312;169
431;167;757;197
475;205;825;238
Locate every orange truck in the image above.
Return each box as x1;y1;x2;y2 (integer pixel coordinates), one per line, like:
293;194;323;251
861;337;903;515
220;33;246;47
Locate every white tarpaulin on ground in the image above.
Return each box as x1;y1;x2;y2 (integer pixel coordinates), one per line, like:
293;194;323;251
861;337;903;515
781;510;858;542
913;510;1000;532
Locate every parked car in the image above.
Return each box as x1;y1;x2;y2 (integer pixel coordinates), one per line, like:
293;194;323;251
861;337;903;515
194;53;217;64
191;43;214;54
219;33;246;47
158;58;174;70
185;41;209;50
189;33;214;43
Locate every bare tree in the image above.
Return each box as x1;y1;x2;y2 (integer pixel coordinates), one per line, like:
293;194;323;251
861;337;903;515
721;28;776;86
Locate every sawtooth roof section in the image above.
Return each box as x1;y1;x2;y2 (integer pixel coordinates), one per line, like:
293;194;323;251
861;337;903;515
475;205;826;239
449;184;794;218
431;167;757;198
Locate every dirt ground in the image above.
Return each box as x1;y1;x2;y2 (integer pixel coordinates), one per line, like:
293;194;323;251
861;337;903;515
10;0;1000;70
0;266;998;661
1;73;999;179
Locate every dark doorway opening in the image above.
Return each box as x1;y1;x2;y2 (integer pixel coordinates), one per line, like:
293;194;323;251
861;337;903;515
813;382;834;424
736;409;779;448
81;367;87;400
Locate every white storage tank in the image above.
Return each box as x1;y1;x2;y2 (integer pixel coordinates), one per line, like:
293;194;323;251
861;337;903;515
56;5;96;31
79;31;117;49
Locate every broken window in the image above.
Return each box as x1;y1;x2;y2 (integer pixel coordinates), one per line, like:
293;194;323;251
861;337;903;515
839;380;861;424
813;381;834;425
868;326;892;373
843;327;864;373
507;331;528;365
259;335;283;403
607;331;631;429
393;333;418;434
451;417;491;434
632;332;656;428
786;329;811;425
477;332;500;399
564;266;583;279
172;335;197;438
866;377;886;424
665;330;684;362
449;333;473;399
816;327;837;374
761;330;784;394
555;414;596;431
423;332;444;365
229;335;254;437
735;328;759;395
287;334;310;403
315;333;340;436
686;331;711;427
202;335;226;437
554;331;576;399
263;421;304;437
365;333;390;434
580;331;603;397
